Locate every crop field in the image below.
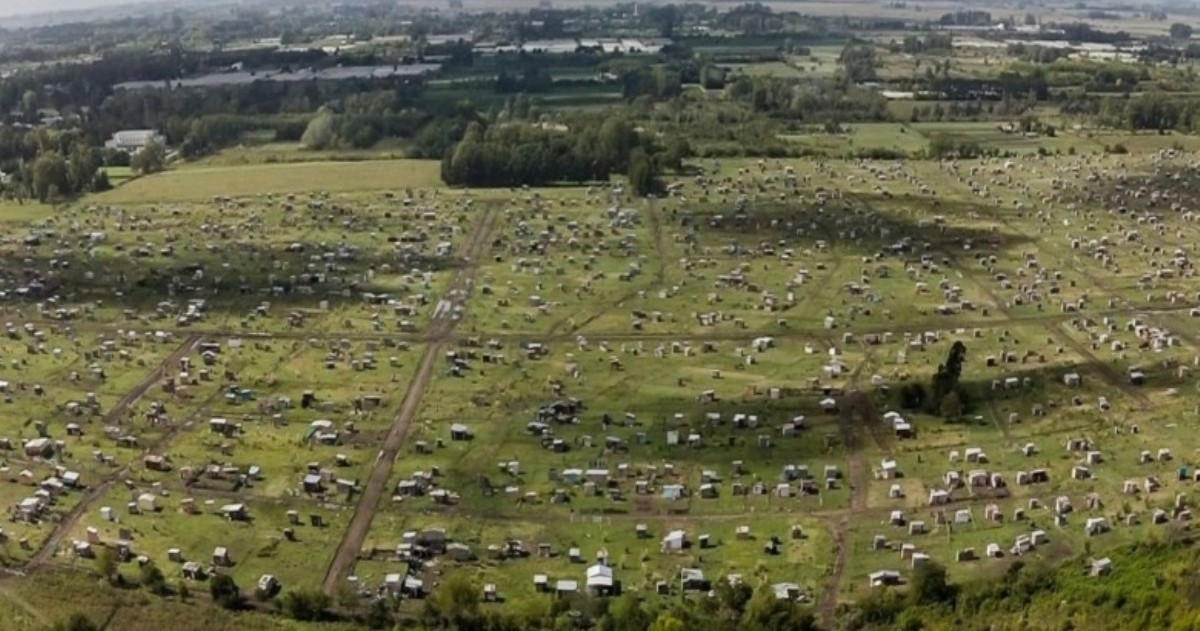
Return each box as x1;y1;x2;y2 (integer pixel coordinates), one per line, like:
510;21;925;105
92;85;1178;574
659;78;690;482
4;146;1200;624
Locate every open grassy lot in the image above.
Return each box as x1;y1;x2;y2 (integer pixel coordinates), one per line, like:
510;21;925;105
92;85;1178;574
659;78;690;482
780;123;930;156
191;142;414;167
92;159;443;204
103;166;137;187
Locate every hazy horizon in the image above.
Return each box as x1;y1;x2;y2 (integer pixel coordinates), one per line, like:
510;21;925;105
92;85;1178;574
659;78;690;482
0;0;161;18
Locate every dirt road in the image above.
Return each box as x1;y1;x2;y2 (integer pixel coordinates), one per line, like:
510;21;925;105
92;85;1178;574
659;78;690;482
27;333;201;569
321;205;498;595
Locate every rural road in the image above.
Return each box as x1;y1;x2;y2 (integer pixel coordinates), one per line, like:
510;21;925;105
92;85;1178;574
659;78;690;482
820;387;873;628
321;204;498;595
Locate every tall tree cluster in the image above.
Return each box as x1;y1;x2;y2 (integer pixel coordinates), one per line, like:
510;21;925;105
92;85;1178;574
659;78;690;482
931;341;967;417
441;117;668;192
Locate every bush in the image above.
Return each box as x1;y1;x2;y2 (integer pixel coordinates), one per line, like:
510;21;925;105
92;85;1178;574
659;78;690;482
279;588;332;621
140;561;168;596
899;383;927;410
909;561;956;606
209;574;242;610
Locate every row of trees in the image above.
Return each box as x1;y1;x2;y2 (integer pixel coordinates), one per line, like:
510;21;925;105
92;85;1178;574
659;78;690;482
889;33;953;55
727;75;889;121
440;118;688;194
1098;91;1200;132
906;97;1035;122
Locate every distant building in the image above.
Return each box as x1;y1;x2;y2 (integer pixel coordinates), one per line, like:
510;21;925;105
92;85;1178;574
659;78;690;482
105;130;165;153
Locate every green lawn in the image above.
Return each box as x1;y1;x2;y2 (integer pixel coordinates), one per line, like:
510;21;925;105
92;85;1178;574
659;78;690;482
92;160;444;204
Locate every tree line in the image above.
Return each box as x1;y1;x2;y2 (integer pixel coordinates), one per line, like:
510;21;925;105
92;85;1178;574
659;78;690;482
439;118;689;194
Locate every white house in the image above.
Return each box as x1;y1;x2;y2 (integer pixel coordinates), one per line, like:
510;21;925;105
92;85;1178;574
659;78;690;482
105;130;165;153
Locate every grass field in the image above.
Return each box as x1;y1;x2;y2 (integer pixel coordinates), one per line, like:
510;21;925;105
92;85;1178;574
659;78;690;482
190;142;415;167
104;166;137;187
92;160;444;204
780;122;930;155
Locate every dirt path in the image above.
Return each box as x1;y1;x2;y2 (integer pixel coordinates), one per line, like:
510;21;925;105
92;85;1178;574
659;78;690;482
27;334;202;569
820;383;871;627
321;205;498;596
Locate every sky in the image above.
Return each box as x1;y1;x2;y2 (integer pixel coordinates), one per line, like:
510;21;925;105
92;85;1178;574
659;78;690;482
0;0;159;18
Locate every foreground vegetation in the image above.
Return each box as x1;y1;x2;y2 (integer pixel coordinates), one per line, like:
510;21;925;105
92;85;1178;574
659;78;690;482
18;534;1200;631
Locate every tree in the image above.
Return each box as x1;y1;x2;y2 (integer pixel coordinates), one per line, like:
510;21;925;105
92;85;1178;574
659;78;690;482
131;140;166;175
627;148;658;196
301;109;337;150
48;613;98;631
648;612;685;631
908;560;955;605
91;170;112;193
939;390;964;418
739;584;819;631
930;341;967;414
31;152;69;202
426;572;480;628
1170;23;1194;40
899;383;926;410
714;579;753;617
21;90;38;119
279;588;331;621
93;546;117;585
140;561;169;595
608;591;650;631
838;43;879;84
68;145;100;194
362;597;393;629
209;573;242;610
661;135;692;173
646;4;680;38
